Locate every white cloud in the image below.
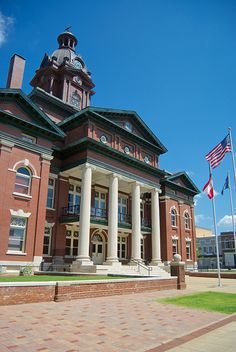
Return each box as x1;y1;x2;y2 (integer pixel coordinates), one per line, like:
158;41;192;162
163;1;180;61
0;12;14;47
195;214;211;224
194;193;202;206
217;215;236;227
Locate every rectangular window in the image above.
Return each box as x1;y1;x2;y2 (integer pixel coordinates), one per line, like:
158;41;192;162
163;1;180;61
118;197;127;222
46;178;55;209
117;236;127;259
43;227;52;255
68;184;81;213
186;241;191;260
93;191;106;218
65;230;79;256
21;134;36;144
8;216;27;252
172;239;178;258
141;238;144;259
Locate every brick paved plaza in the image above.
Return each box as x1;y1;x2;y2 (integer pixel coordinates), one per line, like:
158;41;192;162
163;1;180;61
0;277;235;352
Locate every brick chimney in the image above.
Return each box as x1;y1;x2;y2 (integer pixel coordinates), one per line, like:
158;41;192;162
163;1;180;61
6;54;26;89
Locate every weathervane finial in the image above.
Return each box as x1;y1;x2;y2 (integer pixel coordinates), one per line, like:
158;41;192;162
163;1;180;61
65;26;72;32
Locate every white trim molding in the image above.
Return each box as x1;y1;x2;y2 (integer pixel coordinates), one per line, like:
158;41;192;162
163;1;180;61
45;220;55;228
11;159;39;178
185;236;192;242
169;205;179;216
171;235;179;240
10;209;31;218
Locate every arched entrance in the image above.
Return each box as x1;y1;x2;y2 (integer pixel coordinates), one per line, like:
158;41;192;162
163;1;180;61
91;230;105;265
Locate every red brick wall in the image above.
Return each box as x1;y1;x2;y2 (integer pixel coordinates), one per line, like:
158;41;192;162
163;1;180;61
54;278;178;302
0;285;55;306
0;278;178;306
159;197;196;265
0;142;51;263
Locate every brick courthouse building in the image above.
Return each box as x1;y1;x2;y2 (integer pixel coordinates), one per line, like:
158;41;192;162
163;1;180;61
0;31;199;274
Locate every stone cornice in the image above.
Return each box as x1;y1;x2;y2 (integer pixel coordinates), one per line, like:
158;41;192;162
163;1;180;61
0;131;52;156
61;156;161;189
56;137;165;181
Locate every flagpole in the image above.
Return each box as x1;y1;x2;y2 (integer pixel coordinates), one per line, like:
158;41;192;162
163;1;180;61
227;172;236;256
228;128;236;189
210;165;222;286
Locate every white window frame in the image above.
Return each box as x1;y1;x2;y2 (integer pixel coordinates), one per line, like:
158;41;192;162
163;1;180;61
172;235;179;258
170;207;177;227
118;196;128;222
117;235;127;259
7;210;31;254
15;167;31;195
94;190;106;209
184;211;191;230
186;240;192;260
46;177;56;209
65;228;79;257
68;183;81;213
43;221;54;257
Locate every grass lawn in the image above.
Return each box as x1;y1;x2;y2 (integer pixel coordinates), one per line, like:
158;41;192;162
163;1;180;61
0;275;130;282
158;291;236;314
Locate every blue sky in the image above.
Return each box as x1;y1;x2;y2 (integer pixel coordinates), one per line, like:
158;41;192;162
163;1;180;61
0;0;236;234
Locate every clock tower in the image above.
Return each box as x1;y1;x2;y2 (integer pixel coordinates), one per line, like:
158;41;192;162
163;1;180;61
30;30;95;110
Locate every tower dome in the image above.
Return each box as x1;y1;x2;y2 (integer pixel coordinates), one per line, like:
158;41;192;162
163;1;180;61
30;29;95;109
51;30;86;69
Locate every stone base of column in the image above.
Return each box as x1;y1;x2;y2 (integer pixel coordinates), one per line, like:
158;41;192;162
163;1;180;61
105;257;120;265
150;259;162;266
33;256;43;271
71;259;95;273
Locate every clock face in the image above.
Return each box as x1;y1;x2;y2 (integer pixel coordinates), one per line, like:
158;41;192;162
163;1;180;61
124;146;130;155
100;135;107;144
73;60;82;69
144;156;150;164
75;76;82;84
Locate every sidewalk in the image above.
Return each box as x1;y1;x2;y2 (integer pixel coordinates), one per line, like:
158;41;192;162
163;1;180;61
0;276;235;352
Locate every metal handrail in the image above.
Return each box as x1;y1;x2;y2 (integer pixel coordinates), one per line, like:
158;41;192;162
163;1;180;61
90;207;108;219
118;213;131;224
131;258;152;276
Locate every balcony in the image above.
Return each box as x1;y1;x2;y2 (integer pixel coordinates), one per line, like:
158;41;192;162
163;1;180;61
60;205;151;230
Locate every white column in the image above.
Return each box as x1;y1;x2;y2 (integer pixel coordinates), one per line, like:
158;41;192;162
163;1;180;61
77;164;93;264
131;182;141;261
106;174;119;264
151;188;162;265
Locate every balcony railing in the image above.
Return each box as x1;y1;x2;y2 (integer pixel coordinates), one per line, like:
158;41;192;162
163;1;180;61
141;218;151;228
60;205;151;228
61;204;80;218
118;213;131;224
91;207;108;220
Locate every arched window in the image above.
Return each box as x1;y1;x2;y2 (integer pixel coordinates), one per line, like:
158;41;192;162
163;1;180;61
184;211;190;229
171;208;177;227
15;167;31;195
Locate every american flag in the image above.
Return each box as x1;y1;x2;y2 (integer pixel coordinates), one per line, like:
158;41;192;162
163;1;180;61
205;134;231;169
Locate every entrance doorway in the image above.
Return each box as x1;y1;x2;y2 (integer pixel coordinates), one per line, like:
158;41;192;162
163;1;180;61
91;232;105;265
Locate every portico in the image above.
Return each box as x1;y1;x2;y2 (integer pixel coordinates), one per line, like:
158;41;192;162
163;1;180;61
60;162;162;270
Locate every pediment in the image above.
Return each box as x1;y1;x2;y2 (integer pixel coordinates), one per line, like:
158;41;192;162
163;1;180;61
165;172;199;194
0;89;64;139
90;107;167;154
